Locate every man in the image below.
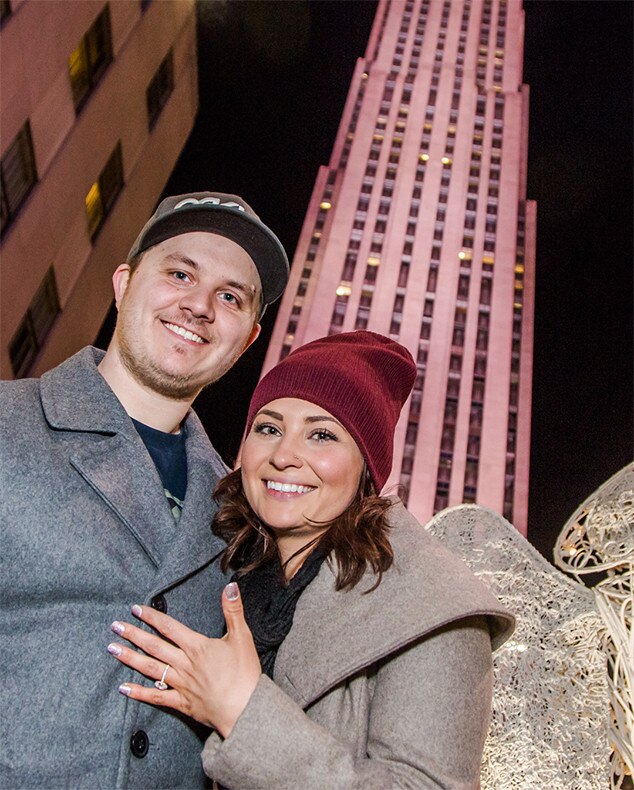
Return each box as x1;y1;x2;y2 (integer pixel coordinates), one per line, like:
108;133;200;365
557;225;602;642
0;193;289;788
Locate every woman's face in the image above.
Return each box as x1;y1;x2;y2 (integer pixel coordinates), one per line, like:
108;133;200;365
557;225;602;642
240;397;365;549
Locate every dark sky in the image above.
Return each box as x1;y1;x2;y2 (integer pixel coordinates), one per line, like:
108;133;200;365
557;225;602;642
98;0;633;561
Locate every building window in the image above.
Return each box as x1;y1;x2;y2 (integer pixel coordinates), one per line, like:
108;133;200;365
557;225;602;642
364;264;378;284
471;380;484;403
467;434;481;458
444;400;458;426
438;457;452;484
447;378;460;398
85;142;123;239
441;428;455;452
0;122;37;235
9;267;60;378
452;326;465;347
69;5;113;111
147;50;174;129
398;261;410;288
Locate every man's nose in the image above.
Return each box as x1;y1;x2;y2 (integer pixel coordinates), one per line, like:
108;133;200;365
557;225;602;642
179;287;215;320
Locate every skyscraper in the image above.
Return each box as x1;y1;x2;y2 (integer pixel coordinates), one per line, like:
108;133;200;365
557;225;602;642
261;0;535;534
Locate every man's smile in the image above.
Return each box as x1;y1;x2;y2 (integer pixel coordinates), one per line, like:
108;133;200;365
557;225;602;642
162;321;209;344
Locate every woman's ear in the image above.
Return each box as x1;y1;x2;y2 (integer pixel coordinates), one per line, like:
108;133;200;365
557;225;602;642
361;464;376;497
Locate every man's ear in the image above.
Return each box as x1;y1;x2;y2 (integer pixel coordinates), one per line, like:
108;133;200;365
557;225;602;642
241;322;261;355
112;264;132;309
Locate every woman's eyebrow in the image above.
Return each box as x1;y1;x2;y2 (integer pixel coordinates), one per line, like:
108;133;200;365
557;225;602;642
256;411;342;428
258;409;284;421
305;415;343;427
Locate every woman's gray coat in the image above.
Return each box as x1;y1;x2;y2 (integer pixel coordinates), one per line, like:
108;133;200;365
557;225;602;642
202;502;515;789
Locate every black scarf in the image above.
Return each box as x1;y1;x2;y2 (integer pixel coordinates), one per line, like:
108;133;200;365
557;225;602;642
232;548;327;678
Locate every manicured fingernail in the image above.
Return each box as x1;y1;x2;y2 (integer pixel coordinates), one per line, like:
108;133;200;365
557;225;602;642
107;643;122;656
225;582;240;601
119;684;132;696
111;621;125;635
131;605;142;618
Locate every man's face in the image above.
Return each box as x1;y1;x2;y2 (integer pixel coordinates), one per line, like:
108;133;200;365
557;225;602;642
111;231;262;400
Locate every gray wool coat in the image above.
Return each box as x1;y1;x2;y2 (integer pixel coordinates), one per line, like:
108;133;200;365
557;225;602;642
0;347;228;789
203;503;514;789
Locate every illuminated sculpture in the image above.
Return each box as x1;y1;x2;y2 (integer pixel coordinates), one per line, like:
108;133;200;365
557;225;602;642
427;504;610;788
554;463;634;788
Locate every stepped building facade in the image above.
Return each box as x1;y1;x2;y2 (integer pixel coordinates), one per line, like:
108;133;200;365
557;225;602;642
261;0;536;533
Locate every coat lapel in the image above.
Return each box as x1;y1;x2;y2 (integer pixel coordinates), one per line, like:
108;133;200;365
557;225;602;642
148;412;228;592
39;347;223;573
275;502;515;708
69;434;173;567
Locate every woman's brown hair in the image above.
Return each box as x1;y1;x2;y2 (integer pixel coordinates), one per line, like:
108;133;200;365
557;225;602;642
212;468;394;592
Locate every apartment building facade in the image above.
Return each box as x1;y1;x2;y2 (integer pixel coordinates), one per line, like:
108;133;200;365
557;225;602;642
1;0;198;378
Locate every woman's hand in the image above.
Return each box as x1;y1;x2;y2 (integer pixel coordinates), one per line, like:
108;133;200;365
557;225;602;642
107;582;261;738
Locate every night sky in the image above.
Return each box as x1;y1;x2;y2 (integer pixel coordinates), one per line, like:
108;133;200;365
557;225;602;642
97;0;633;562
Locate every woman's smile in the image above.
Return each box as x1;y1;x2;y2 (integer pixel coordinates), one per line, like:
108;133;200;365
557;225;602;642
264;480;317;495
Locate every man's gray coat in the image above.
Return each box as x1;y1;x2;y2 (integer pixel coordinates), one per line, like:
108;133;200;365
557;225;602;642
1;347;227;788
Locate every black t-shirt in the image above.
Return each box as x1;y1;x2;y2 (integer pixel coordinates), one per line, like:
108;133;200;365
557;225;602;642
132;418;188;522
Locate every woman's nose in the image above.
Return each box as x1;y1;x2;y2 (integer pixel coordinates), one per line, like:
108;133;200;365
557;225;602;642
269;435;303;470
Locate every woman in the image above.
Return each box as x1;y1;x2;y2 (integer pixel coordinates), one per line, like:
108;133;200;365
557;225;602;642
108;331;514;788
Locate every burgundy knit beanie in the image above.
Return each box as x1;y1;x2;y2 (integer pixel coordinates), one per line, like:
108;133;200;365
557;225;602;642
246;331;416;492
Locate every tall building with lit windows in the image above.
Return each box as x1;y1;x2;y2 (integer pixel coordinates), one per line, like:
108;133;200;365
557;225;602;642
261;0;536;534
0;0;197;379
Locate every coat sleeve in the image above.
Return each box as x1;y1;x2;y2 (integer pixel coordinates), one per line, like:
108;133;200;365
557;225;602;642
201;616;493;789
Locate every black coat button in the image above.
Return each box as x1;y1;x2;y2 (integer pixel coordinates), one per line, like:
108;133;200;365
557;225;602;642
130;730;149;758
150;594;167;613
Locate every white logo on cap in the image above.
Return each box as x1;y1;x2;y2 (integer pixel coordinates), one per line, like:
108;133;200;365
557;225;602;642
173;197;245;211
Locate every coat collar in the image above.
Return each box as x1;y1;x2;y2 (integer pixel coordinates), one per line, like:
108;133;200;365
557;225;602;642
274;501;514;707
40;346;135;437
40;347;225;583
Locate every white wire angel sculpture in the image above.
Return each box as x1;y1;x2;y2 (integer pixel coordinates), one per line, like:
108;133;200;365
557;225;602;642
427;503;611;789
554;462;634;789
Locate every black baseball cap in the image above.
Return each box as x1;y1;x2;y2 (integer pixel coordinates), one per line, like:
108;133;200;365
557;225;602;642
127;192;289;306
